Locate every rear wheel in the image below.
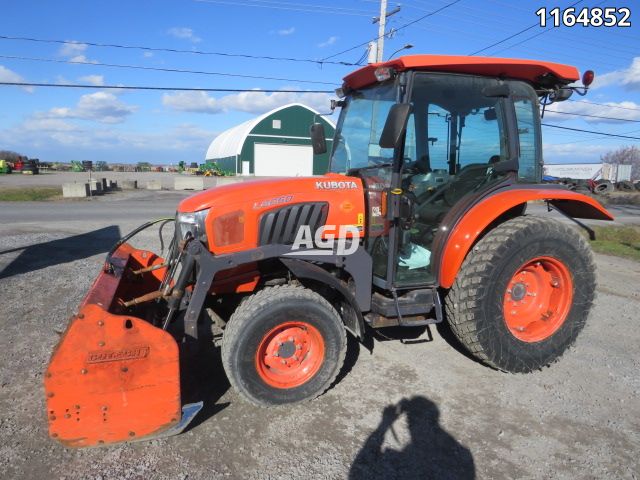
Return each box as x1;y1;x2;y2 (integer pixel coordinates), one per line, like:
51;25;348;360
221;284;346;406
445;216;596;373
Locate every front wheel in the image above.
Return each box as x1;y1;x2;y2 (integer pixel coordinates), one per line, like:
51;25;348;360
445;216;596;373
221;284;346;406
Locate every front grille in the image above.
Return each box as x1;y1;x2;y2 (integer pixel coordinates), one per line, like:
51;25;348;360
258;202;328;245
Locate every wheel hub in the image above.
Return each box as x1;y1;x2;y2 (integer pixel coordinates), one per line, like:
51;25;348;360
510;282;527;301
503;256;573;343
277;341;296;359
255;322;325;389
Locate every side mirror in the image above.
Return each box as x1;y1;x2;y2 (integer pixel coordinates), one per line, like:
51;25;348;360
484;108;497;121
549;88;573;102
379;103;412;149
309;123;327;155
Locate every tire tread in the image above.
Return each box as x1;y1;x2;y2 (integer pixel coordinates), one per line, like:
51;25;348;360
445;215;596;372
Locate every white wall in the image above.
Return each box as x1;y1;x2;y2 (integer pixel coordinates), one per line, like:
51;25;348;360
253;143;313;177
543;163;602;179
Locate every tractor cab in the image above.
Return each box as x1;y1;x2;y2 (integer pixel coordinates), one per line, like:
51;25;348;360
323;55;582;289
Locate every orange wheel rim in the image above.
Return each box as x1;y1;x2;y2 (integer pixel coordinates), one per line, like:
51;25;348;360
255;322;325;389
503;256;573;343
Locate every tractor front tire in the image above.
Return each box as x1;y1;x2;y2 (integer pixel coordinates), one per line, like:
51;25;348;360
445;216;596;373
221;284;347;406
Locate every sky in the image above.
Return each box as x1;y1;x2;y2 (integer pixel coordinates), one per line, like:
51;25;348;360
0;0;638;165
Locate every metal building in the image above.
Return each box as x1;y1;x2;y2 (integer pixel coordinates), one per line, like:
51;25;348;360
205;103;335;176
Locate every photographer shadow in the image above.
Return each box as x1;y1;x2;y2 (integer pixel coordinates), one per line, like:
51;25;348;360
350;396;475;480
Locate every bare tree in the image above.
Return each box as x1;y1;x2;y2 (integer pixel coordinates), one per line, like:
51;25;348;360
0;150;25;162
601;146;640;180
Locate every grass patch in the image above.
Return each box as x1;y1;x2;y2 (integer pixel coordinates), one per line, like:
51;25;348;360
599;192;640;205
590;225;640;262
0;187;61;201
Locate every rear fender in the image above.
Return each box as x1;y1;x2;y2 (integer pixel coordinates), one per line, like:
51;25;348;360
437;188;613;289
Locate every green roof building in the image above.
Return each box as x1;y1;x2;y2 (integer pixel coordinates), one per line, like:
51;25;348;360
205;103;335;176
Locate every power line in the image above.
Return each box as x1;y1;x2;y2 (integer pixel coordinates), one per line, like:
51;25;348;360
0;54;338;85
469;0;584;55
541;123;640;140
0;34;358;66
320;0;463;62
0;81;333;93
547;127;640;145
545;110;640;123
568;99;640;112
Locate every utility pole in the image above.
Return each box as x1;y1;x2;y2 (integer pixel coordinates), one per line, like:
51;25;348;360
376;0;387;63
372;2;401;62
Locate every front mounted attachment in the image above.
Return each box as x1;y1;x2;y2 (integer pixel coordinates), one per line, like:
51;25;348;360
45;238;203;447
45;304;184;447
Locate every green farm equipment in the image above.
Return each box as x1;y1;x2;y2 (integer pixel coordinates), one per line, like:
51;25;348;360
0;159;11;174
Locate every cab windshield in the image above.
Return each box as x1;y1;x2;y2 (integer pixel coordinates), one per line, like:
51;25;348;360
330;82;397;173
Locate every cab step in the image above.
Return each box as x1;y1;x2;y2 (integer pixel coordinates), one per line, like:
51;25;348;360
366;288;442;328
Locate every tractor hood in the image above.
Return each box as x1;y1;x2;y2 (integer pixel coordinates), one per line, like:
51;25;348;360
177;173;361;213
177;173;366;255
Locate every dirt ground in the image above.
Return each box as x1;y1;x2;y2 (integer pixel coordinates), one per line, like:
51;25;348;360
0;193;639;479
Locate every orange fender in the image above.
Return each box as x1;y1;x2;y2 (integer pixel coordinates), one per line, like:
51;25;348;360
438;189;613;289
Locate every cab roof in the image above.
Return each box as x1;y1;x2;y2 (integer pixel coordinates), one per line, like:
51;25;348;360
343;54;580;90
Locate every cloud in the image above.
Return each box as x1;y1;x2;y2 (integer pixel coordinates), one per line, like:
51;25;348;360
58;40;98;63
592;57;640;91
58;41;88;57
544;99;640;123
162;90;332;115
78;75;104;86
143;51;154;58
318;36;338;48
167;27;201;43
543;142;619;160
274;27;295;36
0;117;216;154
38;92;137;124
0;65;33;92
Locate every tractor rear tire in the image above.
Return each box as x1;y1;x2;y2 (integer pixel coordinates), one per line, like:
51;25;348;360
445;216;595;373
221;284;347;407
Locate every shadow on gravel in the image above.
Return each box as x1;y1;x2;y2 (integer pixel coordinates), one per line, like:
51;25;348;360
181;324;231;432
0;225;121;279
435;321;485;366
350;396;475;480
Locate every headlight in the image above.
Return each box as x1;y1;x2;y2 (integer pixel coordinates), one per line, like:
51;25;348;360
213;210;244;247
176;209;209;243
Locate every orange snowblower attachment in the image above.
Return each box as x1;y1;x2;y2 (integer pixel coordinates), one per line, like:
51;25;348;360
44;243;202;447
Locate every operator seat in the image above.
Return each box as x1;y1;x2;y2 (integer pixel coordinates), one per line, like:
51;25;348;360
415;156;499;225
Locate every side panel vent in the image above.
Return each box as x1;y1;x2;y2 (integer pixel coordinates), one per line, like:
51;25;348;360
259;202;328;245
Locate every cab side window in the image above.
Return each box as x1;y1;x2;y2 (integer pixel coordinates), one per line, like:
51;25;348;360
511;84;542;182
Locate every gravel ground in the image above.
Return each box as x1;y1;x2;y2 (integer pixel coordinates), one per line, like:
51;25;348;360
0;196;639;479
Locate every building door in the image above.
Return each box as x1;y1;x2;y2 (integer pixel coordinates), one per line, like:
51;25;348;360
253;143;313;176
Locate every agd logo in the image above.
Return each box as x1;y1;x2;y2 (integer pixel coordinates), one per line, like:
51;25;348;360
287;225;360;256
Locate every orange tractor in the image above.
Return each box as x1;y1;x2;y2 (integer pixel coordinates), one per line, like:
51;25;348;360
45;55;612;447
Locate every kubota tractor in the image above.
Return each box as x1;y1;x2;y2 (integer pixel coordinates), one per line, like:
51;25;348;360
45;55;613;447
